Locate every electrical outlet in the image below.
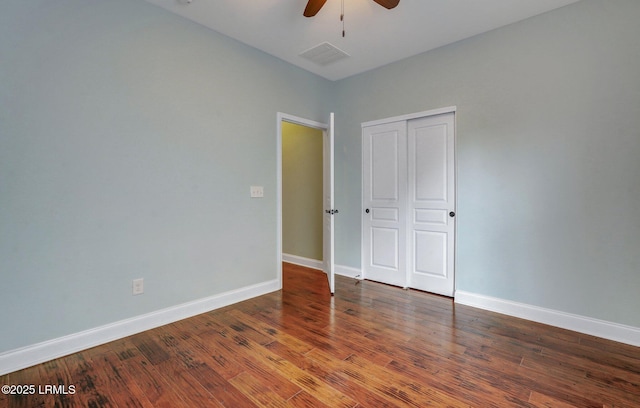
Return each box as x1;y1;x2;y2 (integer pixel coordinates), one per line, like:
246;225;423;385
250;186;264;198
132;278;144;295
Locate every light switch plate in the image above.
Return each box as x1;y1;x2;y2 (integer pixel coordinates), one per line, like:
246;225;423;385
132;278;144;295
250;186;264;198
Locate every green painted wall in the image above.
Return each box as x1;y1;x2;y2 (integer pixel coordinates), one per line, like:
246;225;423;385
282;123;323;261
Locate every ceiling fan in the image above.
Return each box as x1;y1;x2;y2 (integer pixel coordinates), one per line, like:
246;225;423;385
304;0;400;17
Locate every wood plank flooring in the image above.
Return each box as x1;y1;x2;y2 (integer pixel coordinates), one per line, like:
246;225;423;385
2;262;640;407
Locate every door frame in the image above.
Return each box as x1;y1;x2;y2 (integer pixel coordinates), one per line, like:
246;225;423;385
277;112;329;290
360;106;457;292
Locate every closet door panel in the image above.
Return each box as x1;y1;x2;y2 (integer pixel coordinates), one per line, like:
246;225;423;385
362;121;408;288
408;113;456;296
413;125;448;202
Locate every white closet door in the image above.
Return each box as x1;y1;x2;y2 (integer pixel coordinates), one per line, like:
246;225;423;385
362;121;408;287
407;113;455;296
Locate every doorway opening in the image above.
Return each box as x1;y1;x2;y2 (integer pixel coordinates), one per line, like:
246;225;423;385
277;113;334;294
282;122;323;267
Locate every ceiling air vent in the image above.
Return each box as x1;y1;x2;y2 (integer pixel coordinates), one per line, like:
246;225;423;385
299;42;350;66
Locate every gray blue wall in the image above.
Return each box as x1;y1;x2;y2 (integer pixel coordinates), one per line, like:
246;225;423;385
0;0;333;353
2;0;639;355
333;0;640;326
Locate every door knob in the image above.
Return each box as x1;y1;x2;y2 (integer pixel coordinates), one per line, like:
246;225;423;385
365;209;370;214
449;211;455;217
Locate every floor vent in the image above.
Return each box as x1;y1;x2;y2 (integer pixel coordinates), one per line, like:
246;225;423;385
299;42;349;66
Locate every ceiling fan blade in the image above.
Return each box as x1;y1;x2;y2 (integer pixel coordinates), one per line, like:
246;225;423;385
304;0;328;17
372;0;400;10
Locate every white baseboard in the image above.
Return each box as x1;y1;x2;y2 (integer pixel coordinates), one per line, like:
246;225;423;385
335;264;362;279
455;291;640;347
282;253;323;270
9;277;635;376
0;279;279;376
282;254;362;280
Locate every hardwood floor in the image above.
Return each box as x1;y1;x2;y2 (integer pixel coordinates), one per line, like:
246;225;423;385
2;263;640;407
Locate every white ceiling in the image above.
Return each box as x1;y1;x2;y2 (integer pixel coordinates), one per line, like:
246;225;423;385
143;0;582;81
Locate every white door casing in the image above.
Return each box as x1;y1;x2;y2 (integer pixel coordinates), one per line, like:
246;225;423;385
361;108;456;296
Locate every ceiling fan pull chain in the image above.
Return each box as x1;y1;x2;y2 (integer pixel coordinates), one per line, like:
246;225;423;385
341;0;345;37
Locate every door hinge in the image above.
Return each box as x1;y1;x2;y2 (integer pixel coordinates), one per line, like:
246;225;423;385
325;209;339;215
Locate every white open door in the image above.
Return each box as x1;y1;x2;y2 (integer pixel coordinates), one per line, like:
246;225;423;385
323;113;336;294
